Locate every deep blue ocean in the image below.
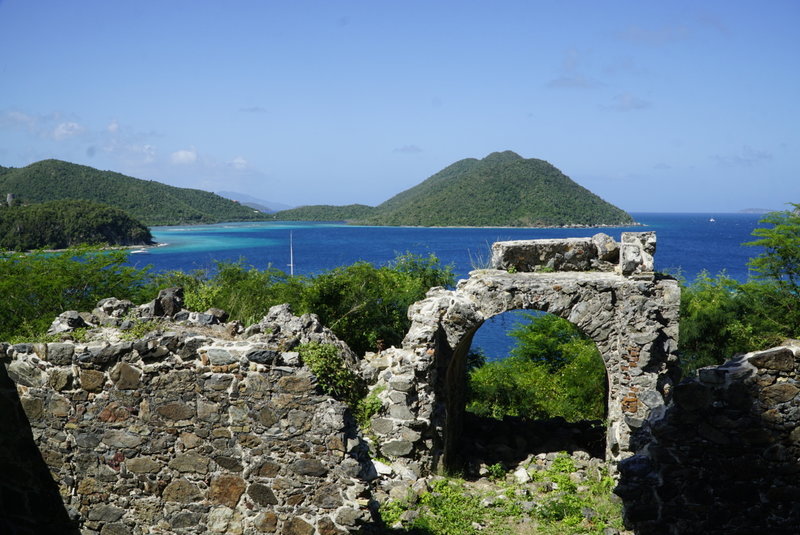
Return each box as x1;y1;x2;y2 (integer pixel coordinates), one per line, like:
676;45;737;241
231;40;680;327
133;212;766;359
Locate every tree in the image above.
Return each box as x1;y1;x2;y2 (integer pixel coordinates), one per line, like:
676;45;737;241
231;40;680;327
678;204;800;373
746;203;800;297
0;247;154;340
467;314;606;422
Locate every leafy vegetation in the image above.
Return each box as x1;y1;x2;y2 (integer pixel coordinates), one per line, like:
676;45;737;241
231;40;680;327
0;199;153;250
272;203;375;221
157;252;454;354
679;204;800;372
297;342;366;405
467;314;606;422
0;247;154;340
274;151;634;227
297;342;386;428
381;453;623;534
0;159;270;226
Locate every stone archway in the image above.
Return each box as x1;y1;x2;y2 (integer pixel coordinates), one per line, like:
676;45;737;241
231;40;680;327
366;232;681;476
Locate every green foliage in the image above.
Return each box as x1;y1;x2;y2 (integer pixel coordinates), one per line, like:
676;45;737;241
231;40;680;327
354;386;385;429
0;199;153;250
273;203;375;221
158;252;453;354
679;205;800;373
120;319;161;341
382;454;624;534
467;314;606;422
297;342;365;407
273;151;634;227
0;159;270;226
0;247;154;340
303;253;454;353
746;203;800;296
486;463;506;481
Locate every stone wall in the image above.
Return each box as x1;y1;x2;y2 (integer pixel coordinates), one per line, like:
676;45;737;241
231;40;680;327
364;232;681;476
616;343;800;534
0;298;374;535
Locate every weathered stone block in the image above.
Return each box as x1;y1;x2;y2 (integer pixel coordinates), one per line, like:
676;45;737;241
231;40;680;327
162;478;203;503
110;362;142;390
749;347;796;371
254;511;278;533
247;482;278;506
46;342;75;365
283;517;314;535
760;383;799;405
7;360;44;387
156;401;195;421
79;369;105;392
169;453;210;474
291;458;328;477
125;457;161;474
208;474;246;508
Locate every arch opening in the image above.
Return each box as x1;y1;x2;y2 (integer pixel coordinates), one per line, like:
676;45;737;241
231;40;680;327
440;309;609;475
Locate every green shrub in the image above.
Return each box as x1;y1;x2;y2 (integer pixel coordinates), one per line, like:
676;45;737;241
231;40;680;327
467;314;606;422
157;252;453;355
297;342;365;407
0;247;154;340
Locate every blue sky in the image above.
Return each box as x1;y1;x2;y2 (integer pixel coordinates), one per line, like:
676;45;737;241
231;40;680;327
1;1;797;212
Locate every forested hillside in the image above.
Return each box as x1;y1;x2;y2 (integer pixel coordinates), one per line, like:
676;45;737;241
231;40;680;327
273;151;634;227
0;199;153;250
274;203;375;221
0;160;270;226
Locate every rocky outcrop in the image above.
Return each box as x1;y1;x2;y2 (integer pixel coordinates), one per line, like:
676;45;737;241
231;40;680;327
616;342;800;534
1;302;372;535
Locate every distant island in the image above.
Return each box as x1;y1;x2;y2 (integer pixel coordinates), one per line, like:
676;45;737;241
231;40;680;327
0;199;153;250
0;159;272;226
274;151;634;227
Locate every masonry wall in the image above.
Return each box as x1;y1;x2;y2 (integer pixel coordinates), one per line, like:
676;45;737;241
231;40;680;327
616;343;800;534
0;302;373;535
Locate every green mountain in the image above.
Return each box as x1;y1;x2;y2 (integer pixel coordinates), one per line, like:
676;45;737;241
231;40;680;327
274;151;634;227
0;199;153;250
0;160;271;226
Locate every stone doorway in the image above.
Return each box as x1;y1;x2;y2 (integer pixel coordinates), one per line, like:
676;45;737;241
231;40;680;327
367;233;680;477
456;309;610;473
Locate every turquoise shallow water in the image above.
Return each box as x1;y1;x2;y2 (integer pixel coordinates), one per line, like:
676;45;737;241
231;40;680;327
134;213;766;358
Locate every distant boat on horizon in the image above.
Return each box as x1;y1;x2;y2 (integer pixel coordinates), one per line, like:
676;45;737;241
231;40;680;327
709;218;716;223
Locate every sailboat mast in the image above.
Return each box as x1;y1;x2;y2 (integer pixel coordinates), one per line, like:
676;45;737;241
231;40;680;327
288;231;294;277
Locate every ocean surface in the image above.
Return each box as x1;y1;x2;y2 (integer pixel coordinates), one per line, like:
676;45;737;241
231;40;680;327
133;212;766;359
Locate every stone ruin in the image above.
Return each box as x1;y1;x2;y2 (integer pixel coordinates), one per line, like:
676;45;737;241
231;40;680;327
363;231;681;474
616;342;800;533
1;292;374;534
2;231;799;533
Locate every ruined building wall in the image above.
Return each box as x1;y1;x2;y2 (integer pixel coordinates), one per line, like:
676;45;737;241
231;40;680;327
616;343;800;534
0;299;374;535
364;232;682;475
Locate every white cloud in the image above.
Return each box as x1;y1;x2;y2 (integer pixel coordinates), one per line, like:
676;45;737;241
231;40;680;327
605;93;652;112
170;147;198;165
229;156;248;170
617;24;690;46
712;146;772;167
107;120;120;133
547;49;601;89
52;121;84;140
1;110;37;131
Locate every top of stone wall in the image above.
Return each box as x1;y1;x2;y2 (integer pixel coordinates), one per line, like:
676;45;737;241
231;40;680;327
490;231;656;276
